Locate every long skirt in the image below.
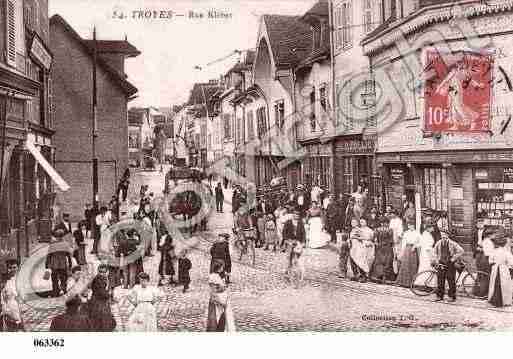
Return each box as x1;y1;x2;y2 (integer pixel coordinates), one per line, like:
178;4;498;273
474;252;490;298
395;245;419;287
87;299;116;331
127;303;158;332
488;264;513;307
206;299;236;332
371;245;394;280
308;217;328;249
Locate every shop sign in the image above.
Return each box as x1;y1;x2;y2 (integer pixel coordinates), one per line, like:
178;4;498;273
390;168;404;181
337;139;374;154
450;187;464;200
385;151;513;164
475;169;488;180
423;49;493;134
29;34;52;71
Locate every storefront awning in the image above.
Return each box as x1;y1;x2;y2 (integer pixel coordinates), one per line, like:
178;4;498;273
25;141;70;192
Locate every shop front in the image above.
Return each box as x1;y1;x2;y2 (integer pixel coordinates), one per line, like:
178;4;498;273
334;136;381;206
378;149;513;252
300;141;333;191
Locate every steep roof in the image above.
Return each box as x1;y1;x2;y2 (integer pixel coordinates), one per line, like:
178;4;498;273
83;40;141;57
187;83;223;117
50;14;138;97
262;14;312;69
301;0;329;22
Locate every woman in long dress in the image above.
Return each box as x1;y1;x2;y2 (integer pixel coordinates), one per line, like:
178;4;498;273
349;219;369;282
488;234;513;307
127;272;163;331
359;219;375;276
414;224;436;287
395;222;421;287
87;264;116;331
307;201;328;249
371;217;395;283
206;260;236;332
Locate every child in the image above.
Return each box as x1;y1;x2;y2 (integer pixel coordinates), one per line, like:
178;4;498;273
158;234;176;287
178;250;192;293
256;211;266;249
264;214;278;251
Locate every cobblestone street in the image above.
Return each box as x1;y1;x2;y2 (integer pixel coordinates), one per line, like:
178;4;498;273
20;170;513;332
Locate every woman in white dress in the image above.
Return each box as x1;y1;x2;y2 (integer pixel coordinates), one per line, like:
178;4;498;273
206;260;236;332
414;224;436;287
307;201;328;249
275;206;288;251
488;233;513;307
126;272;163;331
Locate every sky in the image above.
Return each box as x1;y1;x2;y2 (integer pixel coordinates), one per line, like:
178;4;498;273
49;0;317;108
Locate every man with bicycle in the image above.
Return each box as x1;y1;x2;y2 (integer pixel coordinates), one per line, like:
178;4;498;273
432;231;464;302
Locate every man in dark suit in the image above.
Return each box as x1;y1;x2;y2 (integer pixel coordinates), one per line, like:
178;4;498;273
282;209;306;249
210;233;232;284
46;229;73;297
72;221;88;266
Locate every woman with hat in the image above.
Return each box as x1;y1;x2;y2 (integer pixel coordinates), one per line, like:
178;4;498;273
395;221;421;287
126;272;163;331
370;217;394;283
488;228;513;307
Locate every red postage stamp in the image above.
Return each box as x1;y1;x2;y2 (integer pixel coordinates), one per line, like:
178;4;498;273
423;49;494;133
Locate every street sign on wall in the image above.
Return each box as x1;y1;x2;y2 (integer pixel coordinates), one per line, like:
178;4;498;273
423;49;494;134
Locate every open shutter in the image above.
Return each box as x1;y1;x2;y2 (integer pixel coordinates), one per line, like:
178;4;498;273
6;0;17;67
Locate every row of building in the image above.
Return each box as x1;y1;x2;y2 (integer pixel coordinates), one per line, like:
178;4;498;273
0;0;144;266
178;0;513;252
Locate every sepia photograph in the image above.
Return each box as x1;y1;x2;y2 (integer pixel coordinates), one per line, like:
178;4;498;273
1;0;513;345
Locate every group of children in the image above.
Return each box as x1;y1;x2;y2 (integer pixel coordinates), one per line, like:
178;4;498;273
254;212;280;251
157;233;192;293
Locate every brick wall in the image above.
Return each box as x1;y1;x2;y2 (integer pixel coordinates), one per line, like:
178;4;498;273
50;22;128;221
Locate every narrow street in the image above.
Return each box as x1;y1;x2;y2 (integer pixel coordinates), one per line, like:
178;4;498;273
20;169;513;332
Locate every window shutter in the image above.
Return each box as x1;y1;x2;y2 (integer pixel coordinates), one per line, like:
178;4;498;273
6;0;17;67
348;1;353;45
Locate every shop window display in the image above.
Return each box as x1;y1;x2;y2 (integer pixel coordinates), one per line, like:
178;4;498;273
476;167;513;232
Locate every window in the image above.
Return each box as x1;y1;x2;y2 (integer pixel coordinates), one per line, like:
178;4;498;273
6;0;24;70
310;89;316;131
363;0;374;33
320;85;327;113
247;110;255;140
236;117;242;144
343;158;354;194
223;113;231;139
256;107;267;139
208;134;212;148
274;100;284;132
334;1;353;50
422;167;448;212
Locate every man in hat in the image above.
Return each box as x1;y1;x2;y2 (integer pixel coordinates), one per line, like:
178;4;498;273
210;233;232;285
54;213;73;234
432;230;464;302
46;228;74;297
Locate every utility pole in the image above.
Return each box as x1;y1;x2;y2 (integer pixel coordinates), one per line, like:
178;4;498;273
92;27;99;213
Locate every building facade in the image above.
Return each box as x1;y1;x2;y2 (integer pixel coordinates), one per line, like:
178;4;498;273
50;14;139;220
0;0;60;267
363;0;513;250
128;107;155;168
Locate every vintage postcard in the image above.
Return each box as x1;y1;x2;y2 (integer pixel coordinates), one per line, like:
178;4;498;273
1;0;513;343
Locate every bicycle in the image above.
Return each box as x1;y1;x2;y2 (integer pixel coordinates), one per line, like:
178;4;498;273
410;260;490;299
232;227;256;266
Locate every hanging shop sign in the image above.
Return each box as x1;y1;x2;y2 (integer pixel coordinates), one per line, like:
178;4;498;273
336;138;374;155
29;34;53;71
423;49;493;134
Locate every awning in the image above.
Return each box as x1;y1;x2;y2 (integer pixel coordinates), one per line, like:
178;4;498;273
25;141;70;192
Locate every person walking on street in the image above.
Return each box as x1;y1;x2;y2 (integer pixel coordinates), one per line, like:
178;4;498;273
126;272;163;331
325;194;339;244
432;231;464;302
46;229;73;297
210;234;232;285
370;217;395;283
178;250;192;293
215;182;224;213
93;206;110;255
395;221;421;288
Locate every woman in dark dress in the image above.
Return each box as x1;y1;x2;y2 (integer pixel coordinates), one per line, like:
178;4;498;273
87;265;116;332
370;217;395;283
158;234;176;286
